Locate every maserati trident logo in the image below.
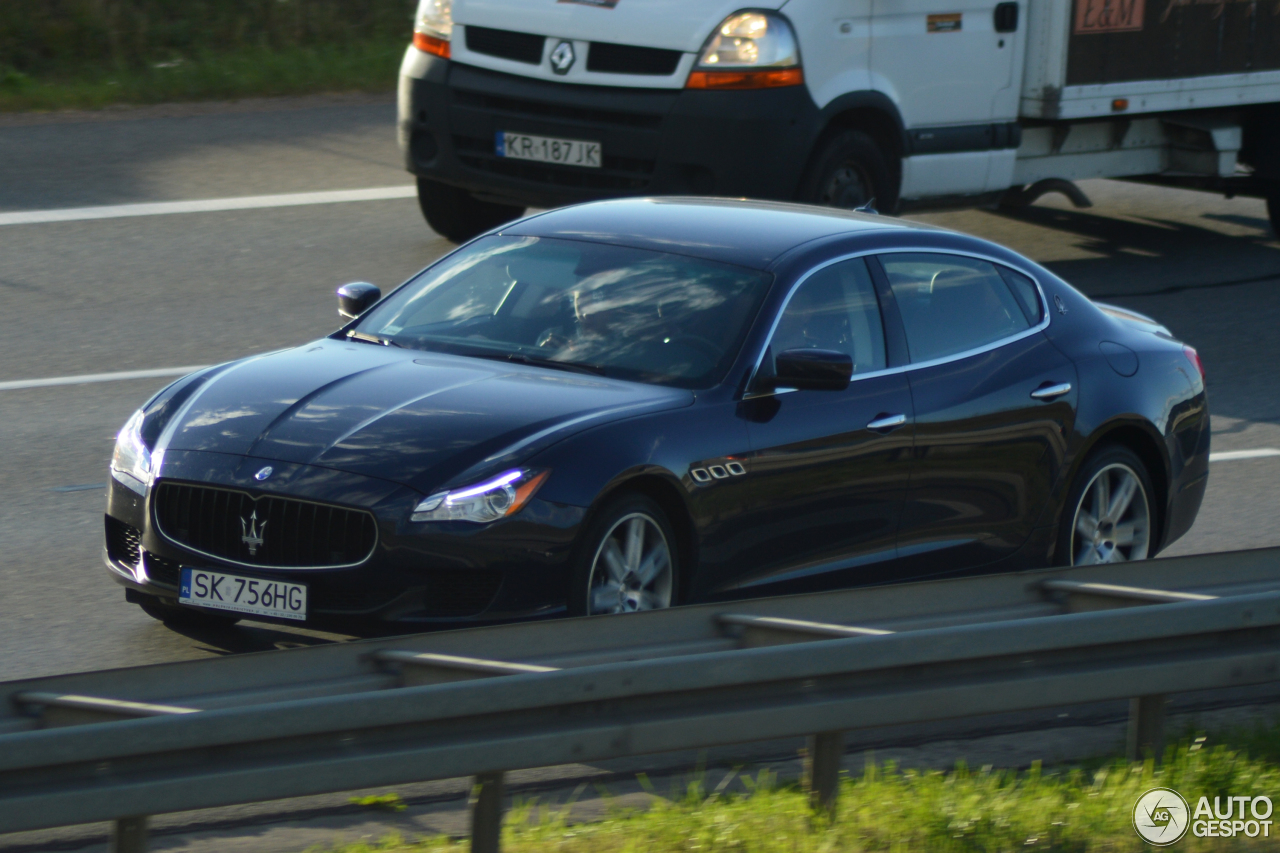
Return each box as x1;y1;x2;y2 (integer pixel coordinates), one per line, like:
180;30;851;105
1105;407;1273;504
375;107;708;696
240;510;267;556
550;40;576;75
254;466;273;481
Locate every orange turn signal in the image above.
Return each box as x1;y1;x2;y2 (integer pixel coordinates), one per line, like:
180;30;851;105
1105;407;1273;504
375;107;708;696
413;32;451;59
686;67;804;90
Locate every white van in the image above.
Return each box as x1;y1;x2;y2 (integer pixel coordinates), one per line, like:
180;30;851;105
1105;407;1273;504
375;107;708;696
397;0;1280;241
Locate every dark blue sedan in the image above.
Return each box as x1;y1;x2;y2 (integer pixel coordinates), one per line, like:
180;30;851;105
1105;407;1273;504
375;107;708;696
103;198;1209;630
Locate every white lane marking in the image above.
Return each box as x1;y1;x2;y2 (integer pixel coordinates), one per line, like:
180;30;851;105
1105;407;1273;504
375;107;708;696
0;185;417;226
1210;448;1280;462
0;366;206;391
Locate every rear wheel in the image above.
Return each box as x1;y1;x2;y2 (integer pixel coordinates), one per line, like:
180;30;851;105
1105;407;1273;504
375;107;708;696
569;494;677;616
1058;445;1156;566
416;178;525;244
137;595;241;628
799;130;897;213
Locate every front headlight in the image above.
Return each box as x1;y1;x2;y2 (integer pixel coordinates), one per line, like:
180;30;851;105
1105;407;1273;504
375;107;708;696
697;12;798;69
413;0;452;58
110;409;161;496
411;468;550;524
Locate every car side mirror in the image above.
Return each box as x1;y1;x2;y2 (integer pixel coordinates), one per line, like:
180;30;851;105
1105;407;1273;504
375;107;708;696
773;348;853;391
337;282;381;321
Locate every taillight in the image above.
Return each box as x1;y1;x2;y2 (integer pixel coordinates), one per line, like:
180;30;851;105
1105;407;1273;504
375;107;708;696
1184;345;1205;381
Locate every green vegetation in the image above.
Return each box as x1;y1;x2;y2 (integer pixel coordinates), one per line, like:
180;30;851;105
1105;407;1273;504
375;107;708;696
315;725;1280;852
0;0;414;111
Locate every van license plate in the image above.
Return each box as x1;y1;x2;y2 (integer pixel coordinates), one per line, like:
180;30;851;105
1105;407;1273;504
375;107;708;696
496;132;602;168
179;568;308;621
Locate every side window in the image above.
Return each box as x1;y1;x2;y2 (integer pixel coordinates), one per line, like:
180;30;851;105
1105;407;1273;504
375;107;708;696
997;265;1044;325
879;253;1031;364
770;257;886;376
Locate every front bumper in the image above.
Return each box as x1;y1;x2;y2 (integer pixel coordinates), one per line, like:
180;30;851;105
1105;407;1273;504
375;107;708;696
398;52;820;209
103;450;585;632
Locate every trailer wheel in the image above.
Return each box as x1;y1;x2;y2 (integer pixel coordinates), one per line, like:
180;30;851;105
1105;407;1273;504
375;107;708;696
799;130;896;213
416;178;525;244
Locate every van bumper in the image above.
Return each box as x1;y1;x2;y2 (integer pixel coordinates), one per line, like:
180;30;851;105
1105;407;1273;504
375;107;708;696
398;53;819;209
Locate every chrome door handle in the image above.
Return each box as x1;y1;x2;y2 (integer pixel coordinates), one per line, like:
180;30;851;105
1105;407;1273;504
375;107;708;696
867;413;907;432
1031;381;1072;401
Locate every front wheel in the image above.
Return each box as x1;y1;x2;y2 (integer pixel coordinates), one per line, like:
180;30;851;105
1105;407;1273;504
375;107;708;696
798;130;897;213
1058;445;1156;566
569;494;678;616
416;178;525;244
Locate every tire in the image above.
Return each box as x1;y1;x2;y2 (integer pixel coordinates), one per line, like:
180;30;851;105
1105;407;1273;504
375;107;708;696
568;494;679;616
138;596;241;628
416;177;525;244
1267;189;1280;238
798;130;897;213
1057;445;1157;566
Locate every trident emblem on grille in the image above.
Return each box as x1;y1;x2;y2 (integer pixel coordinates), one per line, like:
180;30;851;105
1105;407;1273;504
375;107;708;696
240;511;267;556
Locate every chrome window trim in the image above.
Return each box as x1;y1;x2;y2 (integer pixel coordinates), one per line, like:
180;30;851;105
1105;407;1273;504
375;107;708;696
742;247;1051;398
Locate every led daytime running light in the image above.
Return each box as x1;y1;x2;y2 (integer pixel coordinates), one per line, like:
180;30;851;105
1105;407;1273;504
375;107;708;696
411;469;549;524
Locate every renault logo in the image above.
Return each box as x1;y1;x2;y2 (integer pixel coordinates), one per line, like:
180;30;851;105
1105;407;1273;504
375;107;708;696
550;40;576;75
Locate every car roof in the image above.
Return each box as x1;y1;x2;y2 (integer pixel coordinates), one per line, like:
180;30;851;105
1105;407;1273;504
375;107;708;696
502;197;939;270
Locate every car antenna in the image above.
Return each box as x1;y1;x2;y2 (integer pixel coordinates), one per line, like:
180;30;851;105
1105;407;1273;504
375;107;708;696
854;198;878;215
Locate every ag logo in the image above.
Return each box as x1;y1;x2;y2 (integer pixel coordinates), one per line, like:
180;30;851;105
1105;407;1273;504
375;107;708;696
550;40;576;74
1134;787;1190;846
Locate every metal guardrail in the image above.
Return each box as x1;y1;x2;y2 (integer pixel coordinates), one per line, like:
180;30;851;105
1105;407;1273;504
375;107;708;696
3;547;1280;852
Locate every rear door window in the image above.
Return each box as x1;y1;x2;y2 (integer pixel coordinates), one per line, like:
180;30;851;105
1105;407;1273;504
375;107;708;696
878;253;1031;363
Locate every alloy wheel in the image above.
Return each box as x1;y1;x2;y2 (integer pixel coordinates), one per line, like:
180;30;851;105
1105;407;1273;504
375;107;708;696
586;512;673;614
1070;463;1151;565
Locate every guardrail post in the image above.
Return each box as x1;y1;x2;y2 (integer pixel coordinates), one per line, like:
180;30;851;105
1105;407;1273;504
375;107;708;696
470;771;504;853
1127;694;1166;762
109;816;148;853
805;731;843;813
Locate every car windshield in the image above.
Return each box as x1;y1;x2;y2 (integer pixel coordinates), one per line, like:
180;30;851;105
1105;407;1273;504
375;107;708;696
354;236;772;388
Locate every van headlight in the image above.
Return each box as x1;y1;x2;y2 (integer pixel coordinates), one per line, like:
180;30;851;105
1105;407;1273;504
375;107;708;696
111;409;161;496
688;12;802;89
413;0;453;58
412;469;550;524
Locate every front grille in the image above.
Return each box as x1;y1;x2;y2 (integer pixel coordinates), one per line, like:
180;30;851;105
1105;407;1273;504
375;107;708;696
465;26;545;64
153;481;378;569
105;516;141;566
587;42;682;76
452;88;665;129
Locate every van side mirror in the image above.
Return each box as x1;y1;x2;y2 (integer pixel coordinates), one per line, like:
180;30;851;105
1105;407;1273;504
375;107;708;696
773;348;853;391
337;282;381;320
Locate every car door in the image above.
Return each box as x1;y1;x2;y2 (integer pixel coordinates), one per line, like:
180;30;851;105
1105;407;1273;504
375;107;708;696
873;252;1077;576
708;256;914;598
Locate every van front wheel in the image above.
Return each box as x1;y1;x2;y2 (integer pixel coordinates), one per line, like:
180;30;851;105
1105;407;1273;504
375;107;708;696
799;131;896;213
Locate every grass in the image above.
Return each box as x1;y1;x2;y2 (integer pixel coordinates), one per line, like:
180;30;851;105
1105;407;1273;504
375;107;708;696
0;40;405;112
312;723;1280;853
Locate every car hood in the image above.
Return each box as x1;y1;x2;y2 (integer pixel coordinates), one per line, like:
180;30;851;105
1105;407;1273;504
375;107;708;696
455;0;785;53
156;342;692;493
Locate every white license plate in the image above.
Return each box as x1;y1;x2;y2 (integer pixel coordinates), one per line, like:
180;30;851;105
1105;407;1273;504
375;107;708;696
179;567;308;621
496;131;601;168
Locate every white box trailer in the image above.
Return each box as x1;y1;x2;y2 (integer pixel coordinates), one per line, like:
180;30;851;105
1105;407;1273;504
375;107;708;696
398;0;1280;242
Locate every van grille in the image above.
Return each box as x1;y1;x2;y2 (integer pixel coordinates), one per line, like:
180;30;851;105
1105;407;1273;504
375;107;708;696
587;42;682;76
153;482;378;569
465;26;545;64
451;88;666;130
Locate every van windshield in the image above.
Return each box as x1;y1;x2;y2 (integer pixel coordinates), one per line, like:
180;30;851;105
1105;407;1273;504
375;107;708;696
354;236;772;388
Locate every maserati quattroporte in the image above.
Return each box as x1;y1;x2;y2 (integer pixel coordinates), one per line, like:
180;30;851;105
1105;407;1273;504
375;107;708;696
104;198;1209;630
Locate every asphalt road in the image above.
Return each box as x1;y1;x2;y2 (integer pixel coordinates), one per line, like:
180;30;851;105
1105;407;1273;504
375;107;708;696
1;94;1279;686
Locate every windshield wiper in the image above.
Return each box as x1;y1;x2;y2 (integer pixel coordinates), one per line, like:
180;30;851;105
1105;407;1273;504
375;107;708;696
347;331;402;348
478;352;607;376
